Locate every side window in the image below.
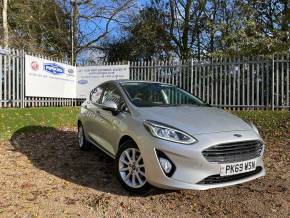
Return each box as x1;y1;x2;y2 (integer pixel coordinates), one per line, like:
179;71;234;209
101;84;124;107
90;85;104;104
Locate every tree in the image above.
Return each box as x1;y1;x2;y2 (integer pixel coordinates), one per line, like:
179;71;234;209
104;6;173;61
1;0;288;59
165;0;207;59
2;0;8;47
149;0;289;57
70;0;77;64
105;38;132;61
58;0;134;63
0;0;134;60
216;0;290;56
7;0;71;58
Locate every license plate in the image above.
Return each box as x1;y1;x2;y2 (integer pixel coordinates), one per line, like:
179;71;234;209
220;159;257;176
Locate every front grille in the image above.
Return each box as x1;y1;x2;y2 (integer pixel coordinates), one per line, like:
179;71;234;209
202;140;263;163
198;166;262;185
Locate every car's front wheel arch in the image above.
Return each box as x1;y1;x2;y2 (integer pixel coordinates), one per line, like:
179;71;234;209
118;135;135;149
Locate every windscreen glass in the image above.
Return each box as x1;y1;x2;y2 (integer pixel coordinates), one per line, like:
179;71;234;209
121;82;208;107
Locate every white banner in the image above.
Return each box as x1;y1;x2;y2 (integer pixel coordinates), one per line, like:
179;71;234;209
76;64;130;98
25;55;77;98
25;55;129;98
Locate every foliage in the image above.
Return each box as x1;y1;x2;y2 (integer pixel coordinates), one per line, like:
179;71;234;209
105;6;173;61
215;0;290;57
104;0;290;60
5;0;71;58
0;0;289;61
0;0;134;61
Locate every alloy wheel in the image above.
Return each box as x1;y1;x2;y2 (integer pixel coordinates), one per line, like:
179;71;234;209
118;148;146;188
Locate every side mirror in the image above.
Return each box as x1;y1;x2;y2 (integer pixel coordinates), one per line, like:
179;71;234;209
102;101;119;114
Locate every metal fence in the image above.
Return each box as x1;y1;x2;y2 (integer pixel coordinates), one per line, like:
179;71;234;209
0;48;82;108
0;47;289;109
131;55;290;110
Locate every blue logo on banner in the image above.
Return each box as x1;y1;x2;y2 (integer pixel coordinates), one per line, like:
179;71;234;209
44;63;64;75
78;80;88;84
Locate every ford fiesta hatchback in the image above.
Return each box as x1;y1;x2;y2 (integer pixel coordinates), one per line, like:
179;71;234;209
77;80;265;193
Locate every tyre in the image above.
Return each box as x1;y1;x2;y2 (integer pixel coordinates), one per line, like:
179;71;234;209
77;123;90;150
116;140;152;194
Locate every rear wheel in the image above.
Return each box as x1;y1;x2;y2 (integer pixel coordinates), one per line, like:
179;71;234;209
78;123;90;150
116;140;151;194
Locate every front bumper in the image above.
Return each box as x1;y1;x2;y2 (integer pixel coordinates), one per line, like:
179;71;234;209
137;130;265;190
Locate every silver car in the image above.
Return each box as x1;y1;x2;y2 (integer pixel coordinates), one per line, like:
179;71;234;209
77;80;265;193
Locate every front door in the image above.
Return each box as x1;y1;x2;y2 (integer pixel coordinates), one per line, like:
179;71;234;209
85;84;106;147
95;83;126;156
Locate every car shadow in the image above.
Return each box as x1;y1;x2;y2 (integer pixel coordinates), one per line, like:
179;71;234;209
9;126;173;196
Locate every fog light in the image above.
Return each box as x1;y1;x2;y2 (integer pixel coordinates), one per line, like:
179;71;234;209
156;149;176;177
159;157;172;174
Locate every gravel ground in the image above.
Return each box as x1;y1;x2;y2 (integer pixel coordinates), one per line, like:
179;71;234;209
0;126;289;218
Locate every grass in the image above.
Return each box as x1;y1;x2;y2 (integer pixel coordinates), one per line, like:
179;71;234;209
0;107;289;141
0;107;79;140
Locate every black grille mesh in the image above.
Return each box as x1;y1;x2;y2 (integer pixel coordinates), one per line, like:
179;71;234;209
202;140;263;163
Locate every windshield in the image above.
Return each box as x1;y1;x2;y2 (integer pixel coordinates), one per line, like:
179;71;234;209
121;82;208;107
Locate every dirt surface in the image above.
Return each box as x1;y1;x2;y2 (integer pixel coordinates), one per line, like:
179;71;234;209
0;126;289;217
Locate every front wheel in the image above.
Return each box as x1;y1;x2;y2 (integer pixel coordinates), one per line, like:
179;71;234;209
115;140;152;194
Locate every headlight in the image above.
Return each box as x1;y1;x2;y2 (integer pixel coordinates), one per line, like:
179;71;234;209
144;120;197;144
